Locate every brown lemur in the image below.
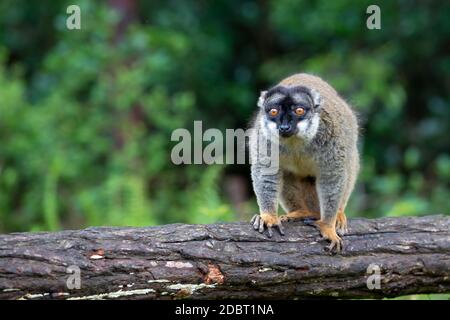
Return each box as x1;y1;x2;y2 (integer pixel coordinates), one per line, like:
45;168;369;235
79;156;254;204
249;73;360;253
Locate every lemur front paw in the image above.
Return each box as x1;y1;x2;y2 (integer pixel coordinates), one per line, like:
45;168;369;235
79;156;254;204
336;210;348;236
251;213;285;238
307;220;344;253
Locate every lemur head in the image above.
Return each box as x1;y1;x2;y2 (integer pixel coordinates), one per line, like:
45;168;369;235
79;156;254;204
258;85;322;140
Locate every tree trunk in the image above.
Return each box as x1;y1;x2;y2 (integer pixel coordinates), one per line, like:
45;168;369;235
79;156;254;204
0;215;449;299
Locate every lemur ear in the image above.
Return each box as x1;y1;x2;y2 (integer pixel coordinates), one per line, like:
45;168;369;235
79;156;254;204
309;88;323;110
257;90;267;108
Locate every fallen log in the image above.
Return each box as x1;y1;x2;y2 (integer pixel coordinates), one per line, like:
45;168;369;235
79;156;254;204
0;215;449;299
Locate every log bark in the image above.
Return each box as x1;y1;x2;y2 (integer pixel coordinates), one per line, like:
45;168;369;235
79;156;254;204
0;215;449;299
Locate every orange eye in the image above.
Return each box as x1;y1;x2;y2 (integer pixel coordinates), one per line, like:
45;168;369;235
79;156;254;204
269;108;278;116
295;107;305;116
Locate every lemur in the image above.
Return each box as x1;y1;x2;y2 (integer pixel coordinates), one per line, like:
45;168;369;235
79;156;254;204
249;73;360;253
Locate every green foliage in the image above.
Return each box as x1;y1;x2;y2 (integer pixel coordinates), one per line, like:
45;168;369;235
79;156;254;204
0;0;449;233
391;293;450;300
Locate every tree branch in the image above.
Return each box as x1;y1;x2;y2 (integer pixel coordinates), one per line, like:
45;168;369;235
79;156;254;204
0;215;449;299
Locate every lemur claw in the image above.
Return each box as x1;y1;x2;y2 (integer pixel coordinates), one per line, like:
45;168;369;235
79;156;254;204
251;214;260;230
325;237;344;253
250;214;285;237
305;219;344;254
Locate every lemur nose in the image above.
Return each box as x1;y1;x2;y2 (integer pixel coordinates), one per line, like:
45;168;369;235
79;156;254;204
279;124;291;132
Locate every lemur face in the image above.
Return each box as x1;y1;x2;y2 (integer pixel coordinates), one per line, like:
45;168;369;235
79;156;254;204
259;86;322;139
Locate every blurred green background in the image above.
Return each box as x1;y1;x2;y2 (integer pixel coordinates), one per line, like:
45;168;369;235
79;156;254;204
0;0;449;233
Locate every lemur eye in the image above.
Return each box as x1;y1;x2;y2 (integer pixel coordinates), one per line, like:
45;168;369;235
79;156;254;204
295;107;305;116
269;108;278;116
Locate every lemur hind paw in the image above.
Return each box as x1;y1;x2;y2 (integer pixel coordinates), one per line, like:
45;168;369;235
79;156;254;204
310;220;344;254
251;213;285;238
